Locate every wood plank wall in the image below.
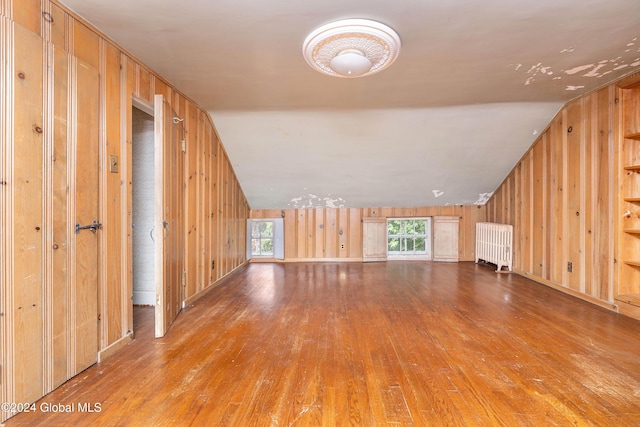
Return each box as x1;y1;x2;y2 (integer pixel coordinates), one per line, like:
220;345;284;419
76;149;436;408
1;1;249;419
1;7;9;414
251;205;486;262
485;85;619;310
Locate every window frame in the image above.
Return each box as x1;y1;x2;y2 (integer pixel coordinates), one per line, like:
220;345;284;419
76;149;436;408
246;218;284;260
386;217;432;260
250;219;275;257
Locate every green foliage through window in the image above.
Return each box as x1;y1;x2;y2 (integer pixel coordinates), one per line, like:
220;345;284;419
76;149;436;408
251;220;274;256
387;219;429;255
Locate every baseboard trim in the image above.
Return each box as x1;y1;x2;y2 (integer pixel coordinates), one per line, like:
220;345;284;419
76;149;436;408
514;269;617;312
183;261;248;307
98;331;133;362
284;257;363;263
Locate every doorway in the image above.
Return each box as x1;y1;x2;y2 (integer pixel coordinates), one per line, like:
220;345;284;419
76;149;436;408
132;105;156;331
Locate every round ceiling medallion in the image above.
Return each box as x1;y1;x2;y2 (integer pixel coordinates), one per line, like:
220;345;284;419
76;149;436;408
302;19;401;78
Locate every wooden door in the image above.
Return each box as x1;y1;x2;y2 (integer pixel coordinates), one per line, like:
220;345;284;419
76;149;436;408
363;217;387;262
72;57;100;372
8;21;45;405
433;216;459;262
154;95;184;337
2;23;100;413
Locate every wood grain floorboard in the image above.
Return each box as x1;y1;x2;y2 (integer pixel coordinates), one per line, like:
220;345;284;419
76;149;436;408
4;262;640;426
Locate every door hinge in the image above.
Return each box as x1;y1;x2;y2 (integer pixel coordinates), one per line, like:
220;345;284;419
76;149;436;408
182;271;186;287
181;139;186;153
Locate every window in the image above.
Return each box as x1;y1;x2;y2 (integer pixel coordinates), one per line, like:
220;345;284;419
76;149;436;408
246;218;284;260
387;218;431;259
251;220;274;257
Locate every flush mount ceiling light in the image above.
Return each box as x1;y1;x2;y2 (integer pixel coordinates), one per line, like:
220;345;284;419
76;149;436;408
302;19;401;78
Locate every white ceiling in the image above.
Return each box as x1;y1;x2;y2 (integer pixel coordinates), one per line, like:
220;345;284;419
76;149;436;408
60;0;640;209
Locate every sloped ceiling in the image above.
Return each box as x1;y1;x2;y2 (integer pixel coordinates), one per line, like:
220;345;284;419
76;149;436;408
60;0;640;209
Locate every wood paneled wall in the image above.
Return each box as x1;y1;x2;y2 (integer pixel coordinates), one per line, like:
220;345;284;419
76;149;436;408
1;1;248;420
251;205;486;262
486;85;619;310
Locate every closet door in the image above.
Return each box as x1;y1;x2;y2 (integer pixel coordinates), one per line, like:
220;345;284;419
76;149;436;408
6;20;46;406
154;94;185;337
1;23;99;414
72;56;100;373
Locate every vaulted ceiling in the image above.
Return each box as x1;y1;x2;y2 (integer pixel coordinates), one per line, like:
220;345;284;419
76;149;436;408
61;0;640;209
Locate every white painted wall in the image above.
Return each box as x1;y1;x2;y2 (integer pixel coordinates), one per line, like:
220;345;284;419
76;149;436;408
132;108;156;305
211;104;562;209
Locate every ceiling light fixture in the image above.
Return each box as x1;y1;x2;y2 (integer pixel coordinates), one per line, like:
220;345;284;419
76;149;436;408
302;19;401;78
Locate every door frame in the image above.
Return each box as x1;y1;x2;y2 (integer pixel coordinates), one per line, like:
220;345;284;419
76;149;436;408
131;95;155;311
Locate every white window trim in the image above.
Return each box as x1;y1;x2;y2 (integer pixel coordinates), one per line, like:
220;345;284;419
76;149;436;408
386;217;432;261
252;219;275;257
246;218;284;260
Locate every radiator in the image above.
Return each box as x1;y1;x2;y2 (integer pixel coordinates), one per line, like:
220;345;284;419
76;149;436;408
475;222;513;272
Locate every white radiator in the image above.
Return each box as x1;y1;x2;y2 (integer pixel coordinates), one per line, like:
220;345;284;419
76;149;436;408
475;222;513;272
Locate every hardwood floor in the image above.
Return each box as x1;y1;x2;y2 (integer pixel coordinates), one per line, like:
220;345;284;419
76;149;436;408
5;262;640;426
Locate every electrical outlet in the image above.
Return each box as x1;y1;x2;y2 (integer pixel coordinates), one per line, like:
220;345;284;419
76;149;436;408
567;262;572;273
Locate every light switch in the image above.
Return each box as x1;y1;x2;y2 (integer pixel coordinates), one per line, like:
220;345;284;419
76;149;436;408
109;155;118;173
